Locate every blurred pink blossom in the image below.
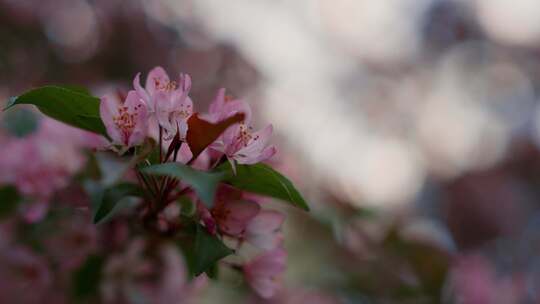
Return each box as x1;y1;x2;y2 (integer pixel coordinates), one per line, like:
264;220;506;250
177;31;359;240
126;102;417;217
0;246;52;304
0;118;101;221
451;255;526;304
249;289;342;304
44;214;97;271
101;239;198;304
244;248;287;299
245;210;285;250
209;186;261;237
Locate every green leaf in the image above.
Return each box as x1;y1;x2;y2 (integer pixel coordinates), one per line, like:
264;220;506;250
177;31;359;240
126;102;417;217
2;108;39;137
180;224;233;277
178;195;196;217
87;182;143;224
71;255;104;301
59;85;91;95
5;86;107;136
77;115;107;136
0;186;20;219
204;262;219;280
218;163;309;211
142;163;225;207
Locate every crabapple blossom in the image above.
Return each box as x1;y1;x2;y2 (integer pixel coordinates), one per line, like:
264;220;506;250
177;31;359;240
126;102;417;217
207;88;252;123
197;185;261;237
212;199;261;237
244;248;287;299
208;88;276;169
100;90;148;149
245;210;285;250
133;66;193;140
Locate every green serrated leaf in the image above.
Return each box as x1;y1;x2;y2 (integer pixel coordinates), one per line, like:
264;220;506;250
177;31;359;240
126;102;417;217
142;163;225;207
71;255;104;301
0;186;20;219
218;163;309;211
180;224;233;277
5;86;107;136
86;182;143;224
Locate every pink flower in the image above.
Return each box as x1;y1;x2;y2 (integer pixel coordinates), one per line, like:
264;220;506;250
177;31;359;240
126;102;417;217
0;246;52;304
451;255;526;304
245;210;285;250
208;89;276;169
210;186;261;237
212;199;260;236
100;90;148;148
207;88;252;123
44;214;97;271
133;66;193;140
244;248;287;299
102;239;197;304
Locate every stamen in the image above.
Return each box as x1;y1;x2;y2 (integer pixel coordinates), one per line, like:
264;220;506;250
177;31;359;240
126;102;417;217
154;77;178;92
112;105;139;142
235;123;256;147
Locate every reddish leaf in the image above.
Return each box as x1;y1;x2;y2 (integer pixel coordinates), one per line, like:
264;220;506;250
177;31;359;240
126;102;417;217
186;113;245;162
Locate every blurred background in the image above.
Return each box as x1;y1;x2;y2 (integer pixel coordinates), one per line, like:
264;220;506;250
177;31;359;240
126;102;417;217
3;0;540;303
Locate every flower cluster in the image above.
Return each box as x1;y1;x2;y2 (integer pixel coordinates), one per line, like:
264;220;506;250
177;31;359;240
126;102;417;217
1;65;303;303
101;66;276;168
99;67;284;298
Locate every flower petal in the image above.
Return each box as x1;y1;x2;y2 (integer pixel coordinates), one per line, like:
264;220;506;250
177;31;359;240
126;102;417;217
100;94;123;145
208;88;226;115
246;210;285;250
247;210;285;234
178;73;192;93
124;91;148;147
145;66;170;97
215;200;260;236
236;145;277;165
244;248;287;299
133;73;151;109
